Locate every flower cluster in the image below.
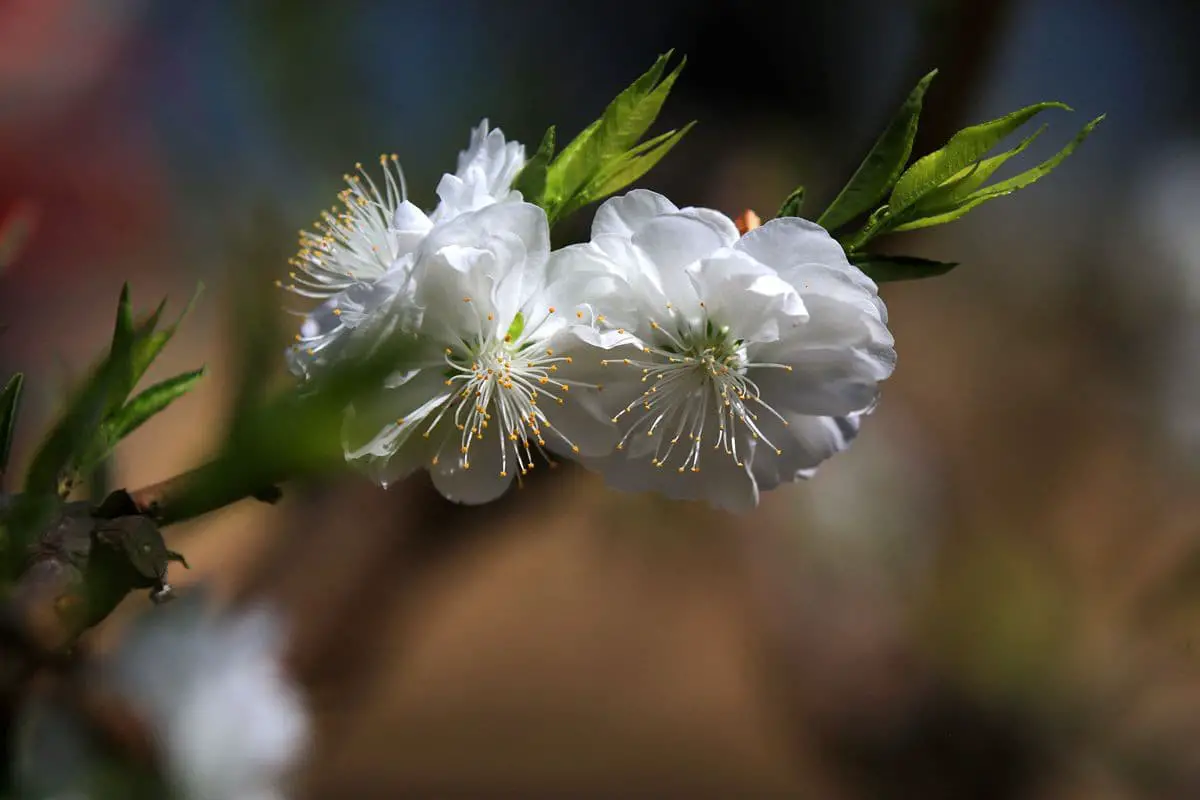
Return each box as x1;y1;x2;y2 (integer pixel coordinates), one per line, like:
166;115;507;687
286;123;895;512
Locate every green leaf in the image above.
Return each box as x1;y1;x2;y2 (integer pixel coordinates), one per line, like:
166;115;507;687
777;186;806;218
105;368;205;444
512;126;555;208
817;70;937;232
109;283;136;405
895;124;1045;224
891;115;1103;232
560;122;694;219
25;319;134;496
0;373;23;480
544;51;685;221
851;253;959;282
889;101;1070;215
131;285;203;386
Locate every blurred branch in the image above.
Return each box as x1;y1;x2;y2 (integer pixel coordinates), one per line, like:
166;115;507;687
0;324;417;789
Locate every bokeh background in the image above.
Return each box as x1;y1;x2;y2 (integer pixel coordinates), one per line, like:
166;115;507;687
4;0;1200;796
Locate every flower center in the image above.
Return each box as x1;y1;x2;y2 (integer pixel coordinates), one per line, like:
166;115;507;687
410;312;581;480
283;154;408;298
602;311;793;473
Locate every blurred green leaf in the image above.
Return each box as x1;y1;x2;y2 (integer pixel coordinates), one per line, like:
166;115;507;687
104;368;206;446
890;115;1104;232
154;328;419;526
0;373;23;482
47;288;205;496
543;51;686;223
25;289;136;497
888;101;1070;215
777;185;806;219
109;283;136;406
130;285;202;386
850;253;959;282
562;122;694;219
817;70;937;232
512;125;555;207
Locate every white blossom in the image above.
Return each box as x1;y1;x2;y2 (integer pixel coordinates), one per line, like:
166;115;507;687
105;593;309;800
286;120;525;377
544;190;896;512
17;592;309;800
343;200;616;503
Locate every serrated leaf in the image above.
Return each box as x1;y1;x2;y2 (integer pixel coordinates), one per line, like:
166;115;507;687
545;52;672;199
512;126;556;208
105;367;205;444
894;124;1045;226
889;101;1070;215
851;253;959;282
777;186;806;218
560;122;694;219
890;115;1103;233
0;373;23;480
818;70;937;232
544;51;685;221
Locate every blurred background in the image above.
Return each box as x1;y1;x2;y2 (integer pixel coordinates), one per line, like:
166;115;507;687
4;0;1200;796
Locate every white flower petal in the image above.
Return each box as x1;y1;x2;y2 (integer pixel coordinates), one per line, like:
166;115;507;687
687;250;808;342
433;119;526;220
750;411;866;489
591;189;680;238
589;433;759;514
736;217;856;276
632;209;740;273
